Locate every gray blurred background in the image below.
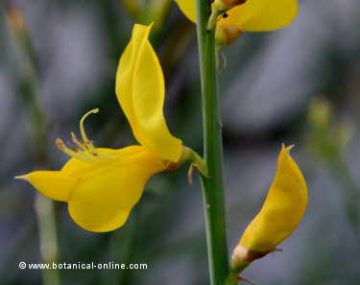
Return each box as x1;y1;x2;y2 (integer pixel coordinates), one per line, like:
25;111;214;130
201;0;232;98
1;0;360;284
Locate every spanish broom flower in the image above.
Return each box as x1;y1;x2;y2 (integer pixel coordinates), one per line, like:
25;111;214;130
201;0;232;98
16;24;204;233
230;145;308;273
175;0;299;44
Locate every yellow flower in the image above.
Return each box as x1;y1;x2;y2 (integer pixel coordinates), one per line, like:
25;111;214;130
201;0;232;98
231;145;308;269
116;24;182;162
175;0;298;32
16;24;184;232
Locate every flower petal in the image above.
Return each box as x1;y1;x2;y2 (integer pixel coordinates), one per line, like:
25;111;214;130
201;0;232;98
174;0;196;22
175;0;298;32
17;148;131;202
16;171;76;202
61;148;123;175
239;145;308;252
218;0;269;29
116;24;182;162
241;0;299;32
67;145;165;232
227;0;299;31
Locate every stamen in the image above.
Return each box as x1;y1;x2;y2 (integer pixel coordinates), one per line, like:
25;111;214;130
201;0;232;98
55;138;98;162
80;108;99;148
54;108;116;163
71;132;86;150
71;132;98;156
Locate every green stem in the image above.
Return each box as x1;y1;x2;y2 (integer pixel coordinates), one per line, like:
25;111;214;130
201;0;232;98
196;1;229;285
7;8;61;285
23;46;61;285
226;261;250;285
23;65;61;285
34;196;61;285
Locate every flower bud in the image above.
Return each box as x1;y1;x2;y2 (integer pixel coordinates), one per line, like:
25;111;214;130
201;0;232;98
231;145;308;271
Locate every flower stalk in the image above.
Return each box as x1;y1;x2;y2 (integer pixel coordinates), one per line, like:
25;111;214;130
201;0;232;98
6;8;61;285
196;1;229;284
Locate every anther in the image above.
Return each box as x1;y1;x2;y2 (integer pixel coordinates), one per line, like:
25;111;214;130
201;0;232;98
55;138;66;150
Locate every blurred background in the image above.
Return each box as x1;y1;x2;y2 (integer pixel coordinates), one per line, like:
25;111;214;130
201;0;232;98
1;0;360;284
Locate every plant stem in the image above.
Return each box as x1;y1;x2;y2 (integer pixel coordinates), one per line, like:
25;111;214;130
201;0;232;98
22;40;61;285
22;73;61;285
34;196;61;285
196;1;229;285
7;8;61;285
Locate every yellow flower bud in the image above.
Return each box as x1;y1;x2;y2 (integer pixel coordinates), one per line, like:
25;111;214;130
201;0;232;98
231;145;308;270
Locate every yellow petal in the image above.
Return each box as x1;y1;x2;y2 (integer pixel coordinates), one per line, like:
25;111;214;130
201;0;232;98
224;0;298;31
239;145;308;252
14;150;120;202
116;24;182;162
67;145;165;232
61;148;122;175
174;0;196;22
16;171;76;202
218;0;268;29
175;0;298;32
233;0;299;32
174;0;266;24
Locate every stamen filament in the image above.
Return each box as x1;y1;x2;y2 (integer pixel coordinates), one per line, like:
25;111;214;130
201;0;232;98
71;132;86;151
71;132;97;155
55;138;98;162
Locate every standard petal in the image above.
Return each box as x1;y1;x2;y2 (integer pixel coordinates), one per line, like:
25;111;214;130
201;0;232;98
174;0;196;22
239;145;308;252
16;171;77;202
67;146;165;232
219;0;298;31
116;24;183;162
